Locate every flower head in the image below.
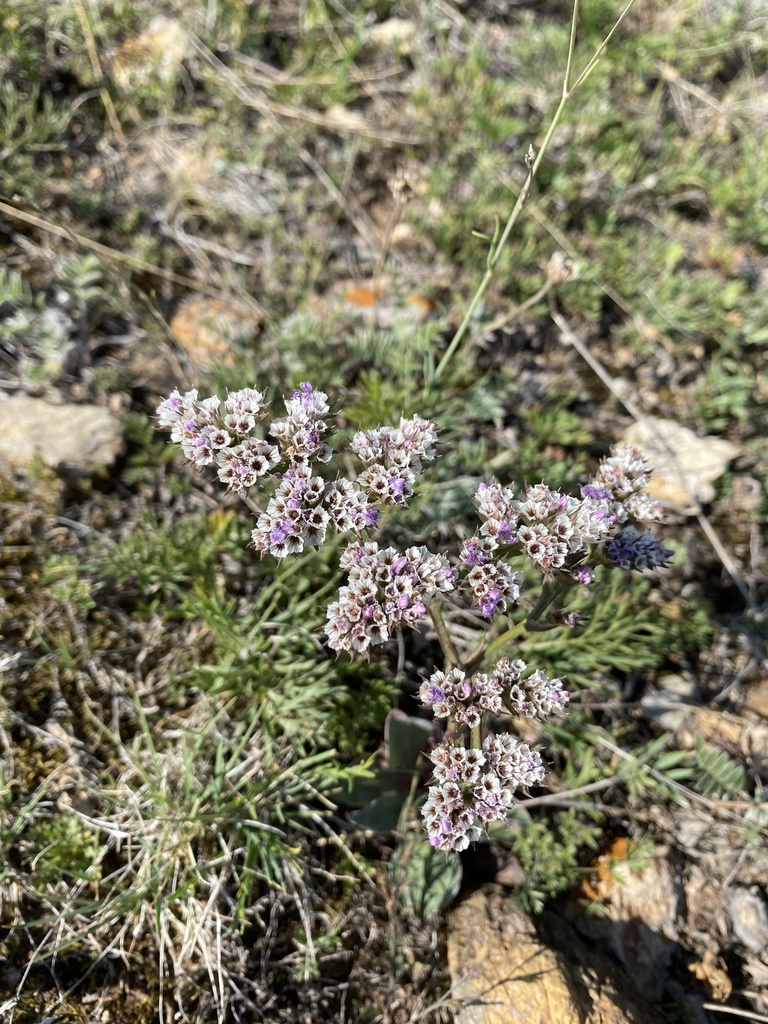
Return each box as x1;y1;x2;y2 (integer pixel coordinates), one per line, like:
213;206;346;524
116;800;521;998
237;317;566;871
251;464;329;558
591;447;665;524
270;382;333;465
417;667;503;727
422;737;544;853
351;415;438;505
605;526;674;571
325;541;454;655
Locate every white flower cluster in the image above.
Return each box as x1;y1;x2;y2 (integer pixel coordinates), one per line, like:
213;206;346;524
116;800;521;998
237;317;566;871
350;415;438;505
493;657;569;718
418;657;568;725
158;383;441;560
269;381;333;465
423;736;545;853
456;446;669;615
157;387;280;491
325;541;454;655
416;666;504;727
250;463;330;558
458;535;522;618
418;657;568;851
590;447;664;524
156;387;676;857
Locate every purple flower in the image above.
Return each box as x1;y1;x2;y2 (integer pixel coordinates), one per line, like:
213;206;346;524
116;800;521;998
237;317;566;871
417;668;503;724
581;484;613;501
571;565;595;585
479;587;502;618
606;527;674;571
325;542;454;655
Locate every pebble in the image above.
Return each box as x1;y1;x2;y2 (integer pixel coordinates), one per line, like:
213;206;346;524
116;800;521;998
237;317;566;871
0;395;123;476
729;888;768;954
622;416;738;513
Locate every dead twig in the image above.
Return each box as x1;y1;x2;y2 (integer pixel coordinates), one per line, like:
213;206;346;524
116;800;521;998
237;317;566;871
187;33;421;146
701;1005;768;1023
0;198;267;320
71;0;124;140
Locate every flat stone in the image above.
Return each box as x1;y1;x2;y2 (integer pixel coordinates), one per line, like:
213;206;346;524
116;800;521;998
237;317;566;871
0;395;123;476
621;416;738;513
729;888;768;954
744;678;768;720
447;887;668;1024
639;673;699;731
308;276;436;331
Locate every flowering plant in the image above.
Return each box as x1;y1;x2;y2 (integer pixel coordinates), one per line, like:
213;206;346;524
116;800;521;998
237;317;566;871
158;382;672;852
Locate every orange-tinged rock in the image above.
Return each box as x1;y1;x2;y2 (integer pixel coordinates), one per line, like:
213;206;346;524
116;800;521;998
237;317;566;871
448;888;668;1024
169;296;257;368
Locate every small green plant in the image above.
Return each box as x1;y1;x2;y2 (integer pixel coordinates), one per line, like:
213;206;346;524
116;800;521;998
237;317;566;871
0;80;72;197
507;809;602;914
0;256;119;386
693;734;746;799
0;267;71;382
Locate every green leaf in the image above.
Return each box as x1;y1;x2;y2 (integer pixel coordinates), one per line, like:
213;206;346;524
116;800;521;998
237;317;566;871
334;766;414;809
400;833;463;921
385;709;434;770
694;735;745;798
352;792;408;833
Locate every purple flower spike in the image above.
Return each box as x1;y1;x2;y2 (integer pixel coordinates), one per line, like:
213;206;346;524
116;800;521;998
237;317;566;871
606;527;674;571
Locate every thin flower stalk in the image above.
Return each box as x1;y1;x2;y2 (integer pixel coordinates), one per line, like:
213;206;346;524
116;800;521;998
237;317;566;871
433;0;640;383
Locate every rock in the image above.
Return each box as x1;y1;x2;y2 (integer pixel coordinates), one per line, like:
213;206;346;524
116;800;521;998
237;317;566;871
308;276;436;331
728;888;768;954
447;887;668;1024
653;701;768;762
639;672;699;731
744;959;768;1015
568;846;679;996
621;416;738;513
169;296;257;368
0;395;123;476
744;677;768;720
367;18;417;53
688;950;733;1002
325;103;368;131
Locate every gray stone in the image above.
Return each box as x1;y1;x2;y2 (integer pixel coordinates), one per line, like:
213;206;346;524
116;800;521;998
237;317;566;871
729;888;768;954
0;395;123;476
622;417;738;514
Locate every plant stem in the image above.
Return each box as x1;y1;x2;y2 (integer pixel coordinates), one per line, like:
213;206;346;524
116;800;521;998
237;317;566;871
474;577;567;667
433;0;638;383
470;724;481;750
429;601;462;669
526;580;564;626
472;616;528;670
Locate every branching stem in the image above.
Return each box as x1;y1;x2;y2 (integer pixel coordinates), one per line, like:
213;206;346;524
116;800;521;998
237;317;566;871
429;601;462;669
433;0;638;382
